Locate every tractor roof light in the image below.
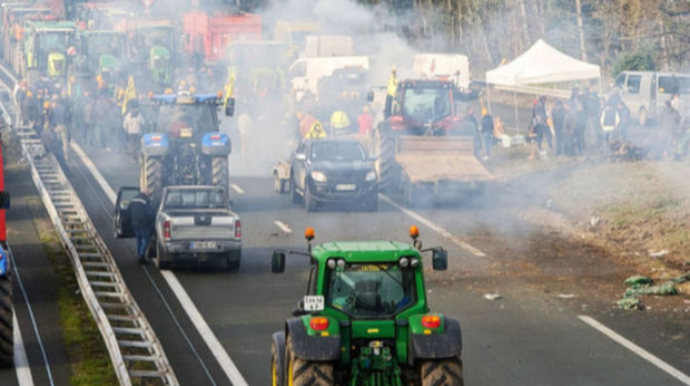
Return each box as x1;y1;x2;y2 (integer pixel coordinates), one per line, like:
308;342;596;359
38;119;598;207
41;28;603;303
310;317;329;331
410;258;420;268
305;227;315;241
327;259;336;269
217;90;223;99
421;315;441;329
399;257;409;268
409;225;419;239
336;259;346;269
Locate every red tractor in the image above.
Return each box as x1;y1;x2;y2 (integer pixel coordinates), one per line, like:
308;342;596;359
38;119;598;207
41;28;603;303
369;79;491;205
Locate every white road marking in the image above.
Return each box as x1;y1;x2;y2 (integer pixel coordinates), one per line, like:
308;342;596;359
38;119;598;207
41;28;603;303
10;246;55;386
161;271;248;386
14;315;34;386
274;221;293;234
578;315;690;385
379;194;486;257
72;142;248;386
230;184;245;194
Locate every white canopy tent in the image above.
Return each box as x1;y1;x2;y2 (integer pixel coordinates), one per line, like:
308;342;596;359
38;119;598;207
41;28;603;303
485;39;602;132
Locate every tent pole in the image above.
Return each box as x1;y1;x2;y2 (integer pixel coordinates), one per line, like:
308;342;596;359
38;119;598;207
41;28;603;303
513;88;519;135
487;85;492;115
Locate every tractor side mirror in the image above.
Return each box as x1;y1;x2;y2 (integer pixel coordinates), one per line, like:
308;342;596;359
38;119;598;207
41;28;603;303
225;98;235;117
271;251;286;273
432;249;448;271
0;191;10;209
366;90;374;102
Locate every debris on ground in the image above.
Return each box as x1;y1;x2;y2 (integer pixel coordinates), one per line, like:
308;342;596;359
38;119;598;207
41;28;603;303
608;140;647;161
625;282;678;297
615;297;643;310
483;293;502;301
624;275;652;286
649;250;669;258
590;216;601;228
557;293;576;299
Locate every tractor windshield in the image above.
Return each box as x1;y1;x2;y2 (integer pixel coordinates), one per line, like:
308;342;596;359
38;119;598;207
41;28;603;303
401;87;452;122
327;263;416;318
157;104;217;136
38;32;69;60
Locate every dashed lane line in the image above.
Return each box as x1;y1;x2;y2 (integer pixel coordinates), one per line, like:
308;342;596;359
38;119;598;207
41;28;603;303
13;315;34;386
230;184;245;194
379;194;486;257
274;221;293;234
71;142;248;386
578;315;690;385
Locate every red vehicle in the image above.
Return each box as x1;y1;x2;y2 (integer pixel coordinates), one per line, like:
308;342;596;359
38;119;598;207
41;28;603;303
183;11;261;64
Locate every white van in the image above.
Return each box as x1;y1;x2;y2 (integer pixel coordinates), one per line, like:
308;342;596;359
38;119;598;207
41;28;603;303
303;35;354;58
413;54;471;90
288;56;369;101
613;71;690;125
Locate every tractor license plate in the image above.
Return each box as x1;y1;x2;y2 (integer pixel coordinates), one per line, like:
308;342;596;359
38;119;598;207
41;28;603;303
336;184;356;191
303;295;325;311
191;241;217;250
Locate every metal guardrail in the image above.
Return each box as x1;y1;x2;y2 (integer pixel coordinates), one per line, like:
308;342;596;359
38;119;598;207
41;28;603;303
18;128;179;386
0;59;179;386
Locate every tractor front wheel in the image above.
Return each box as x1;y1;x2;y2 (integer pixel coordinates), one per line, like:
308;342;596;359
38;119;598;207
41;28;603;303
419;357;464;386
141;156;163;202
286;336;334;386
211;156;230;191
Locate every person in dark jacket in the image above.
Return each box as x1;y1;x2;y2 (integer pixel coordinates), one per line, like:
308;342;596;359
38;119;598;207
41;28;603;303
129;189;155;263
461;106;482;157
616;100;631;140
480;108;494;160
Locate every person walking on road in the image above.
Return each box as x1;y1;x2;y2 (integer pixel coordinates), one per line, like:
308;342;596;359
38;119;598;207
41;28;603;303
129;189;155;264
480;108;494;160
122;107;144;161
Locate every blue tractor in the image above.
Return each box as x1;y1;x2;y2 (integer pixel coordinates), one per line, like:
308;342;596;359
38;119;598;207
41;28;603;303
139;92;235;202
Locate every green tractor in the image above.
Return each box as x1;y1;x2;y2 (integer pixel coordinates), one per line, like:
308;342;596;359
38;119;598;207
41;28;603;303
23;20;76;81
270;227;464;386
76;29;127;82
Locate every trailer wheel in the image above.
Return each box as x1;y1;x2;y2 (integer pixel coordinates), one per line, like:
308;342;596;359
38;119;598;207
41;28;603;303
141;156;163;203
274;172;286;194
419;357;464;386
373;126;395;192
0;274;13;368
212;156;230;191
285;336;334;386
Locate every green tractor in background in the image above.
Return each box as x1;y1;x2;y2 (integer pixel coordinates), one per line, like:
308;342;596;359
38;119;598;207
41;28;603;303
23;20;76;81
128;23;176;91
75;29;127;83
270;227;464;386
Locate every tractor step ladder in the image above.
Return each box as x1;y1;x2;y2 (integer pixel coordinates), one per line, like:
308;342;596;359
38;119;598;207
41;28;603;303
20;128;179;386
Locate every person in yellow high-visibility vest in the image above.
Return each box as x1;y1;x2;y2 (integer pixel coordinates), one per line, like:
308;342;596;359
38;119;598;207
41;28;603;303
330;110;351;135
385;67;397;118
298;111;326;139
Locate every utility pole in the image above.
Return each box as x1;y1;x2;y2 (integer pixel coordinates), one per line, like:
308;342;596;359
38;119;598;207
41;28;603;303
575;0;588;62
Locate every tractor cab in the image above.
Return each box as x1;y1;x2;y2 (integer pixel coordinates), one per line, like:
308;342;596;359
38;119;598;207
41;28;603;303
79;30;126;79
24;21;76;79
150;92;232;139
270;227;461;386
387;80;459;136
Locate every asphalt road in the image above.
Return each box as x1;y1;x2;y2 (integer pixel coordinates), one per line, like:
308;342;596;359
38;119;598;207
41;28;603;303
63;143;690;386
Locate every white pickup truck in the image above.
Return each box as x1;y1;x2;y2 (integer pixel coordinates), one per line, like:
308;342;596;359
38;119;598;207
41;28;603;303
114;185;241;270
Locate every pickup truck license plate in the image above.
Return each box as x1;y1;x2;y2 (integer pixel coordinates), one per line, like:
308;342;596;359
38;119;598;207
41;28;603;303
336;184;356;191
191;241;217;250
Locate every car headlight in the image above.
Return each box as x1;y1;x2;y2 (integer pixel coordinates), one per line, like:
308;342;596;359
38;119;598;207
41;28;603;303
365;171;377;182
311;171;327;182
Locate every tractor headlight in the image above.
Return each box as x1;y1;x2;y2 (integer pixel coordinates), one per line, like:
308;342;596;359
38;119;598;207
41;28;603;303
365;170;376;182
311;171;327;182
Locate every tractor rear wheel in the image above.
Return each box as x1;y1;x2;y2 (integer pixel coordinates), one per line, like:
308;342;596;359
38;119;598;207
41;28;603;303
0;274;13;367
286;335;334;386
373;125;396;192
212;156;229;191
141;156;163;202
419;357;464;386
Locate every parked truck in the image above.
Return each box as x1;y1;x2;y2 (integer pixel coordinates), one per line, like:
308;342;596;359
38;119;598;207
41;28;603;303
369;79;491;206
139;91;235;204
270;226;463;386
114;185;241;270
0;138;12;367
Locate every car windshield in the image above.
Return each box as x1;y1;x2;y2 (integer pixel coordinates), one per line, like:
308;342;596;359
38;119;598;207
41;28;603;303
163;189;227;210
402;87;451;122
311;142;365;162
157;104;216;134
326;263;416;318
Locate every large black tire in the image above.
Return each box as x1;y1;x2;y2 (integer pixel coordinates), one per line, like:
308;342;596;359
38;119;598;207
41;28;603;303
373;125;396;192
0;274;13;368
419;357;464;386
141;156;163;203
285;336;333;386
212;156;229;191
225;251;241;272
